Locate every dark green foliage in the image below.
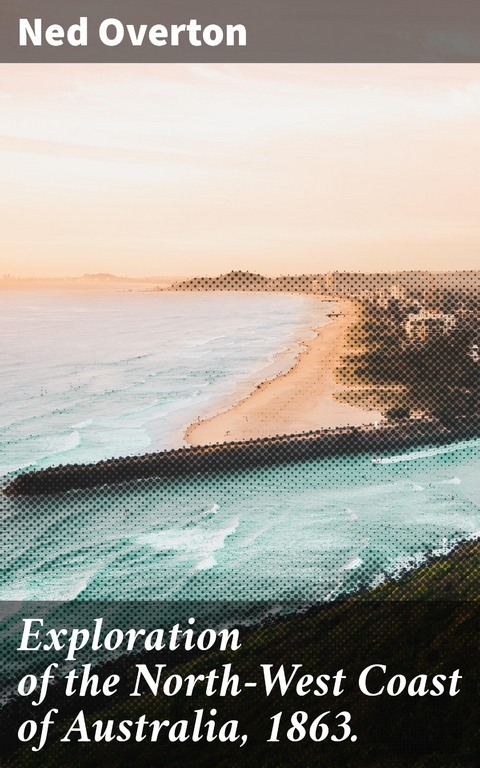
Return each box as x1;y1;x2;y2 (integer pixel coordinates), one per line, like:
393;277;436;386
3;542;480;768
341;301;479;421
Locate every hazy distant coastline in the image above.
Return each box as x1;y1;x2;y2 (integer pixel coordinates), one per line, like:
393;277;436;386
3;269;478;449
3;269;480;297
0;273;184;291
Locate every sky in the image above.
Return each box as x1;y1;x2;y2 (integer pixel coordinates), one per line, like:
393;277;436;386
1;63;480;278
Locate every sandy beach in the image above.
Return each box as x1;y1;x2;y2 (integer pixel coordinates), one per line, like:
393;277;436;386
185;299;383;446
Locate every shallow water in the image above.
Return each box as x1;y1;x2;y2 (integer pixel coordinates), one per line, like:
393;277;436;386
0;290;325;475
1;291;479;604
1;447;479;602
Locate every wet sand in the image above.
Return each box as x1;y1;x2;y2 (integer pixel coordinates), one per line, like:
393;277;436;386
185;299;383;446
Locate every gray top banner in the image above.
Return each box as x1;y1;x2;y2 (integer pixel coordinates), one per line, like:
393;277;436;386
1;0;480;62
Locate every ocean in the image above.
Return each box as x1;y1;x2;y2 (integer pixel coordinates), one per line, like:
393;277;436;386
0;290;324;474
1;290;480;603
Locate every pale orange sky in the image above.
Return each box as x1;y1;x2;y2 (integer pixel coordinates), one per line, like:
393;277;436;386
1;63;480;277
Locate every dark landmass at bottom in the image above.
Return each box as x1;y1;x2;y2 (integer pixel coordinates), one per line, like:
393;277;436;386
1;539;480;768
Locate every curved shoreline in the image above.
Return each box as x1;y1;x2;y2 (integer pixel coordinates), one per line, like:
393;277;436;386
185;298;383;446
4;417;480;496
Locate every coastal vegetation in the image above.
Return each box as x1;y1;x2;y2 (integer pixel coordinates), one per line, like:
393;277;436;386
3;284;479;496
170;269;480;427
2;540;480;767
1;276;479;766
336;298;479;425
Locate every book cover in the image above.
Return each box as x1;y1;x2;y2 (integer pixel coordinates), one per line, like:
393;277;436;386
1;2;479;765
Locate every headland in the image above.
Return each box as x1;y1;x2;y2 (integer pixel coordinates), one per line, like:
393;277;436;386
4;417;480;496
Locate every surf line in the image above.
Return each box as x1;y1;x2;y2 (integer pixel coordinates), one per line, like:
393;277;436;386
4;417;480;496
372;437;480;465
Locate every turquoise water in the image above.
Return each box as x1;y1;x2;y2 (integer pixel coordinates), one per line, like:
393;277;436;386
1;448;479;602
0;290;325;475
1;291;479;603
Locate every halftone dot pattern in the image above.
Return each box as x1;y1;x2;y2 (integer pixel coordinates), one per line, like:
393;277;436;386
1;270;479;606
0;272;479;765
2;450;479;602
1;597;480;766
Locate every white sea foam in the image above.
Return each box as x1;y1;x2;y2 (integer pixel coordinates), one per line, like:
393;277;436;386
0;574;91;602
391;549;435;579
440;477;462;485
372;438;480;464
200;503;219;517
1;455;480;602
136;518;239;570
0;461;37;478
0;291;325;468
183;335;227;347
37;431;81;459
1;291;480;605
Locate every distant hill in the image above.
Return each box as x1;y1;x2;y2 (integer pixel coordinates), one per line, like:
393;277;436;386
172;270;324;293
81;273;133;281
171;270;480;299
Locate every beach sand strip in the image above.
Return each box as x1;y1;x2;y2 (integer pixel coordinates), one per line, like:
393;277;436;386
185;299;383;446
